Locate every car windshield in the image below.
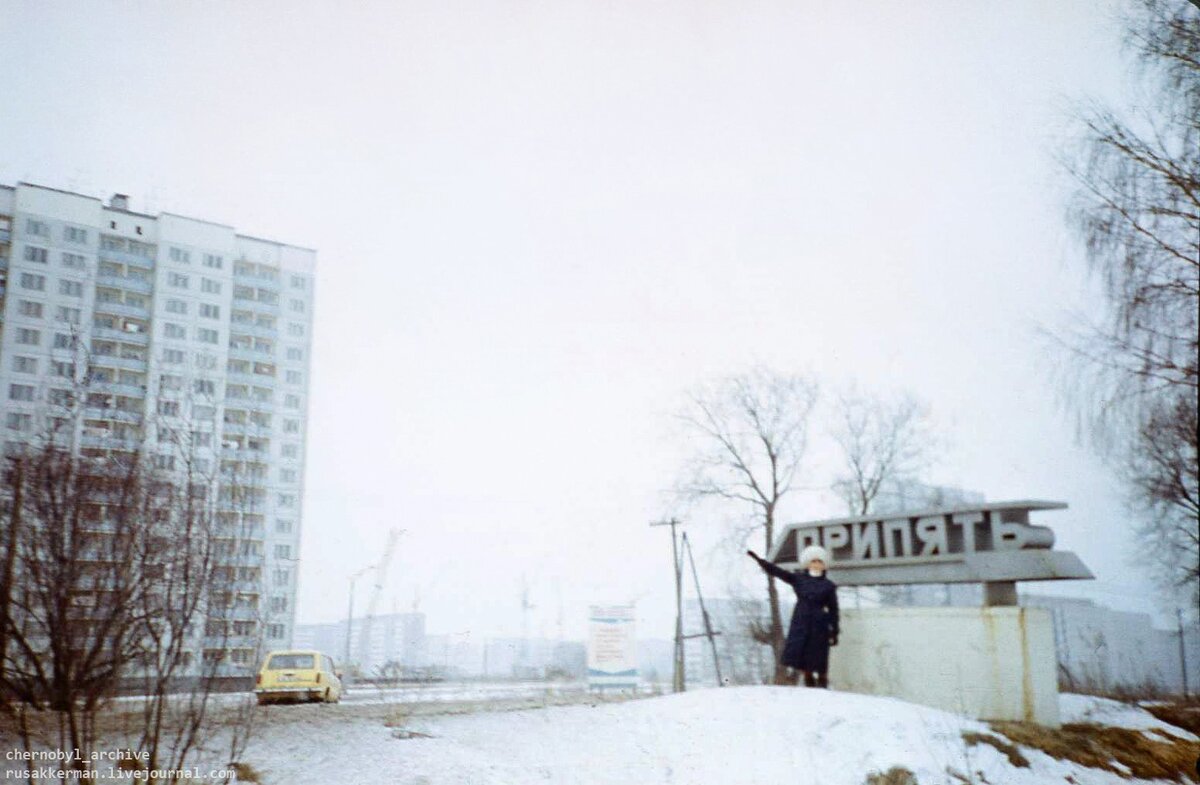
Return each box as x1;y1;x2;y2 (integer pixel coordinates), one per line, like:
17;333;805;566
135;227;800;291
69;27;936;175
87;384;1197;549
268;654;315;670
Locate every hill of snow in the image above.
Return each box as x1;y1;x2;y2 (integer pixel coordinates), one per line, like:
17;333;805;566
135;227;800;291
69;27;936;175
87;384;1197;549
241;687;1192;784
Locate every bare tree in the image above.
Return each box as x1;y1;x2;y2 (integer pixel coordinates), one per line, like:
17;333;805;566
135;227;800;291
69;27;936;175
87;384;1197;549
676;367;819;683
0;439;160;774
1057;0;1199;612
830;388;937;517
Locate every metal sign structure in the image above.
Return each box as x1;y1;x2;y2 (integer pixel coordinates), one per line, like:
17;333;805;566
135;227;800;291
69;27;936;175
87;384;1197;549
768;500;1093;606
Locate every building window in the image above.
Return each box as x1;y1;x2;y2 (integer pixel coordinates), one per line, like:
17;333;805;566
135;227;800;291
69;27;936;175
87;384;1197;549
285;370;302;384
194;379;216;396
48;389;74;407
280;468;296;483
64;226;88;244
196;353;218;370
153;454;176;470
274;568;290;586
168;272;189;288
162;349;185;364
25;219;49;237
58;280;83;298
274;544;291;560
166;299;188;314
203;253;223;269
287;323;305;337
51;361;74;378
194;405;216;419
19;273;46;291
197;328;219;344
15;328;40;346
281;444;299;459
157;400;180;417
289;298;305;313
200;303;220;319
284;394;300;409
267;624;285;639
6;413;33;432
12;356;37;374
61;252;87;269
55;306;81;324
277;494;295;508
289;275;306;289
159;374;183;391
169;247;190;263
269;596;288;613
164;323;186;339
52;333;73;349
283;419;300;434
9;385;35;402
275;519;293;533
285;348;304;361
17;300;44;318
23;246;48;264
201;278;221;294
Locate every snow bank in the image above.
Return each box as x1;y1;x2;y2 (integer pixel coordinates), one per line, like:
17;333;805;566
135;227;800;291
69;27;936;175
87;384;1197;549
242;687;1161;785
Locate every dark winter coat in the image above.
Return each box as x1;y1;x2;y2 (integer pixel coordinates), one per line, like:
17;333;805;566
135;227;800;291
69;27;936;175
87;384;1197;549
755;557;840;673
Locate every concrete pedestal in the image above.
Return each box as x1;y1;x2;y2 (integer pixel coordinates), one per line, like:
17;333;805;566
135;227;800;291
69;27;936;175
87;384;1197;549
827;606;1060;726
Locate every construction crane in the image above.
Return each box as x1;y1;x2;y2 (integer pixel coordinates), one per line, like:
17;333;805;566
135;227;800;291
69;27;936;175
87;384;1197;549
355;528;403;675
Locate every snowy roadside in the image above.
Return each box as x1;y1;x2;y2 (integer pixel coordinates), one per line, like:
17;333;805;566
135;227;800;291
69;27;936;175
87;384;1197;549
3;687;1195;784
231;688;1196;785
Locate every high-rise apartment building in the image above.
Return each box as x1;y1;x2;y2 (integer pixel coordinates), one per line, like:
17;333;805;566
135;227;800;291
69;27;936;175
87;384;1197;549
0;182;315;677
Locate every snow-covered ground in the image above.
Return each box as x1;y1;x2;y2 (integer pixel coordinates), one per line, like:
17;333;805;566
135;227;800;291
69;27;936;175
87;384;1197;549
234;687;1192;785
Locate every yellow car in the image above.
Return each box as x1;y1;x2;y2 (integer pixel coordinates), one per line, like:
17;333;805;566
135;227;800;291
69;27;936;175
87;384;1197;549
254;650;343;705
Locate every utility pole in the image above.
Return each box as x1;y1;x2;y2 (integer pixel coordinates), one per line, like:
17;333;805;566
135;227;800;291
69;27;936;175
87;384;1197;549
651;518;685;693
344;565;373;674
1177;608;1190;698
682;532;723;686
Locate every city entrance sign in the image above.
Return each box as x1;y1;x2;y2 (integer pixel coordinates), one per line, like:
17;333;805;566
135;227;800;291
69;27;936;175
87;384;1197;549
768;500;1093;606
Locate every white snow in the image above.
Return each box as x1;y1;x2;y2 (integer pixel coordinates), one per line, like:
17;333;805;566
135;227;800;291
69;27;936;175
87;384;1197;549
235;687;1183;785
1059;693;1198;741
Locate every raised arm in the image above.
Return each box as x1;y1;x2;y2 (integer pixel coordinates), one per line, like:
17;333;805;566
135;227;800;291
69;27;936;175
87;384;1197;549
746;550;795;584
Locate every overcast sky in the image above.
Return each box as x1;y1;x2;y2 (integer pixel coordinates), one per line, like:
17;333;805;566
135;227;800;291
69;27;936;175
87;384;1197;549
1;0;1169;641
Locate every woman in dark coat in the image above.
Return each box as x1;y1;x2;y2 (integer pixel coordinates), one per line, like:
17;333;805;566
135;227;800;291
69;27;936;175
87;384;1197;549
747;545;839;688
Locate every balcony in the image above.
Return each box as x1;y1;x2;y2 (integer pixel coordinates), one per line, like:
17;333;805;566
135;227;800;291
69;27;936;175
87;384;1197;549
226;371;276;387
83;407;144;424
80;434;144;451
92;355;148;373
234;295;279;314
96;272;153;295
221;422;272;438
91;326;150;345
230;322;278;340
92;381;147;398
0;228;11;244
99;248;155;270
215;554;265;569
94;300;150;320
229;346;275;364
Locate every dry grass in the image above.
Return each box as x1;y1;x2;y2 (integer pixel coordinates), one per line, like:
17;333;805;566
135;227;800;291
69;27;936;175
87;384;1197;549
1142;700;1200;737
230;762;264;783
863;766;919;785
961;732;1030;768
991;721;1199;782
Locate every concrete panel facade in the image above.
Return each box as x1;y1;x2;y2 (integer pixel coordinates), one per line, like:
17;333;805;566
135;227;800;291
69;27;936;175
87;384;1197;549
828;606;1060;726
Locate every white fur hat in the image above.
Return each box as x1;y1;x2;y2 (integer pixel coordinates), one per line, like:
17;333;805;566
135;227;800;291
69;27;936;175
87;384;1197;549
799;544;830;567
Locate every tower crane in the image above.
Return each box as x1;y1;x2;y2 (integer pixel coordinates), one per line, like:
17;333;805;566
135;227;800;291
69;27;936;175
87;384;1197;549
355;528;403;675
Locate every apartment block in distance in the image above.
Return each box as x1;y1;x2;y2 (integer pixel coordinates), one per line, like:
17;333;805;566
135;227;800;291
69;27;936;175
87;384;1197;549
0;182;315;679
